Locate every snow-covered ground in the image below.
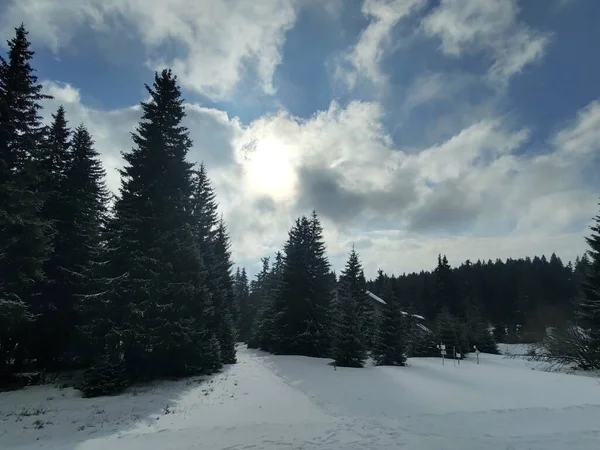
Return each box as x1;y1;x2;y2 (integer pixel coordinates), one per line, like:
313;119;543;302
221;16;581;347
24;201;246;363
2;346;600;450
498;342;535;356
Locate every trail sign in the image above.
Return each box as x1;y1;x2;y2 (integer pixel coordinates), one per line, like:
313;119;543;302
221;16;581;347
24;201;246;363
437;343;446;365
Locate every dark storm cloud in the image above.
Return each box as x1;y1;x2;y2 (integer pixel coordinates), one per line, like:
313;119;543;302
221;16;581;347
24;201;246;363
295;167;366;222
295;163;420;226
407;180;481;233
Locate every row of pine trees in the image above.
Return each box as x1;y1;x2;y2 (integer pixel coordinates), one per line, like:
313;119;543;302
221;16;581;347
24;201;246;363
233;202;600;370
234;213;410;369
233;225;496;369
235;206;600;370
366;253;590;343
0;25;237;395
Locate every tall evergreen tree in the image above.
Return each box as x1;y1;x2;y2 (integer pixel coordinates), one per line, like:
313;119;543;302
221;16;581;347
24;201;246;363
576;200;600;369
63;125;109;366
332;248;367;368
191;163;219;255
213;218;237;364
34;106;73;370
339;245;371;349
271;213;332;357
372;269;387;297
373;294;407;367
234;267;251;341
254;252;284;352
434;255;460;316
247;257;271;349
308;211;334;354
0;25;53;379
460;261;499;354
190;165;237;364
85;70;210;391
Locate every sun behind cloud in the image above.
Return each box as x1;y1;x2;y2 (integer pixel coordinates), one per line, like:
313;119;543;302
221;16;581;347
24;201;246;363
240;135;298;203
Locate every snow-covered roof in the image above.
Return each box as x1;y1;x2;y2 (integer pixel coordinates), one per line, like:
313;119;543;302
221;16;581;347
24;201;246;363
415;323;432;334
365;290;386;305
400;311;426;321
365;290;426;322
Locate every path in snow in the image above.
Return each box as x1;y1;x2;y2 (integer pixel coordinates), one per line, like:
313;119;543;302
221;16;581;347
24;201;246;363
1;345;600;449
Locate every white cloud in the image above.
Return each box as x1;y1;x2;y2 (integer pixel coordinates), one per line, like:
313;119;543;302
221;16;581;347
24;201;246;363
338;0;425;88
402;73;446;110
410;120;530;184
232;98;595;275
38;79;598;278
1;0;300;100
552;100;600;159
422;0;550;84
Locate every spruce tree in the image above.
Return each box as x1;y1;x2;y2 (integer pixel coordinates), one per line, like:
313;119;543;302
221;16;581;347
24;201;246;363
372;269;387;297
190;165;236;364
254;253;284;352
191;163;219;254
492;323;507;343
234;267;251;342
86;69;209;390
340;245;372;350
213;219;237;364
332;248;367;367
271;213;332;357
461;273;499;355
470;321;499;354
34;106;73;370
247;257;271;349
434;254;461;316
0;25;53;379
409;331;439;357
435;308;469;358
64;125;109;366
576;200;600;369
308;212;334;354
332;288;366;368
373;295;407;366
359;277;376;351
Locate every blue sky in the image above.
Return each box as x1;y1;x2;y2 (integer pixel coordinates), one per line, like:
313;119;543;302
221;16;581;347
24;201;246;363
2;0;599;278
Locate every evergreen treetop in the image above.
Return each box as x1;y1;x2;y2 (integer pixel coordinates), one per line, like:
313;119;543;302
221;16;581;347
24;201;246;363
0;24;51;173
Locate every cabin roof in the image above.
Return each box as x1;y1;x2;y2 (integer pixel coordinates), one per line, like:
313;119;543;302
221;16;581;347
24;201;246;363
365;290;426;321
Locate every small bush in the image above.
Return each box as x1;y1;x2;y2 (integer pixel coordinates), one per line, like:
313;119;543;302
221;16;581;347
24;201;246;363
536;325;600;371
78;358;131;398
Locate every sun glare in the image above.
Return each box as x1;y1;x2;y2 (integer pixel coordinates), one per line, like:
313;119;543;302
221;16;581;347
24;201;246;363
245;137;297;202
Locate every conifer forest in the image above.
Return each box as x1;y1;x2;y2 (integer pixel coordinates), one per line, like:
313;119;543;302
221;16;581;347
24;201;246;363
2;25;600;397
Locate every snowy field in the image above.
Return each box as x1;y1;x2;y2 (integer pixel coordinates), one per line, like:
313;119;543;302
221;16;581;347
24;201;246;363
2;345;600;450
